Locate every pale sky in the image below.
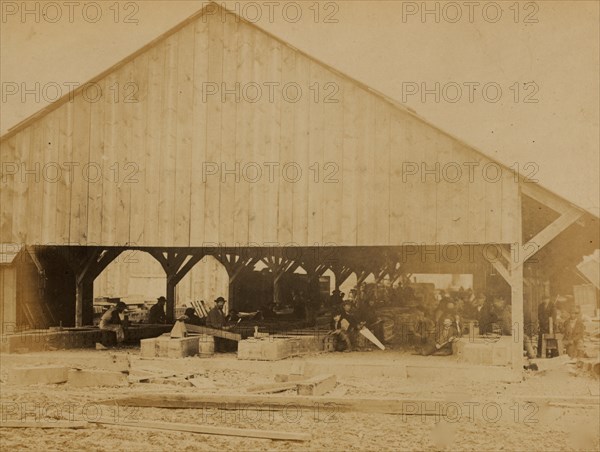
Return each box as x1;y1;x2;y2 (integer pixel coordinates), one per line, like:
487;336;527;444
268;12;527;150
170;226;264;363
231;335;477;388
1;0;598;215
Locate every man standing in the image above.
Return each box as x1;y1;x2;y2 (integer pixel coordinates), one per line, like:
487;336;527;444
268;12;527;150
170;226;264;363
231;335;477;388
537;296;556;357
148;296;167;324
207;296;227;329
99;301;128;344
563;306;585;358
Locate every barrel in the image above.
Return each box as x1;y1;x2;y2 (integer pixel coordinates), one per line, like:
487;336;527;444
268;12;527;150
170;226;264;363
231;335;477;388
197;334;215;357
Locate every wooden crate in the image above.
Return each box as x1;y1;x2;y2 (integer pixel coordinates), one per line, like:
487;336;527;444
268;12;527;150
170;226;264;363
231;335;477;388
141;336;199;358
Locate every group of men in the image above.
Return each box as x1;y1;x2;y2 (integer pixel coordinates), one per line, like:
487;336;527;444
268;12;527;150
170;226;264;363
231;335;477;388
328;295;386;352
98;295;230;345
537;296;586;358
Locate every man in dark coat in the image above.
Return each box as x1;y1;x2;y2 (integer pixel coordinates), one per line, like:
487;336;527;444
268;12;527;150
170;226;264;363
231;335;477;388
148;296;167;324
184;307;204;326
206;296;227;329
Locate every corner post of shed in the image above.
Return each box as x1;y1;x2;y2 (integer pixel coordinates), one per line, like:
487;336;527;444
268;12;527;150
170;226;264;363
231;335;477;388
509;245;525;374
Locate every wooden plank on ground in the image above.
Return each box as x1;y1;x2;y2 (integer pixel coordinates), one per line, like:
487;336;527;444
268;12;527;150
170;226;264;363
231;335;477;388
296;374;336;396
101;393;446;415
246;380;308;394
94;419;310;441
185;324;242;341
274;374;308;382
0;421;88;429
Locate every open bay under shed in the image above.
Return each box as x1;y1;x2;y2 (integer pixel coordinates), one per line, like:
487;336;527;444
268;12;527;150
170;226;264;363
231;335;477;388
1;4;598;372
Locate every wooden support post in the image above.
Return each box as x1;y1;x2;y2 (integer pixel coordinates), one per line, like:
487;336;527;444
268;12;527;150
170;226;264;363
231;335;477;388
82;279;94;326
69;247;123;327
73;248;100;327
75;280;84;328
355;268;372;286
213;253;258;311
510;245;524;374
261;255;299;305
166;280;176;323
74;277;94;327
149;250;206;324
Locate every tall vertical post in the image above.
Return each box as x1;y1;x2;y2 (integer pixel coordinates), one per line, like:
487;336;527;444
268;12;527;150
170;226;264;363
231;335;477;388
166;279;176;323
511;245;524;374
75;280;84;327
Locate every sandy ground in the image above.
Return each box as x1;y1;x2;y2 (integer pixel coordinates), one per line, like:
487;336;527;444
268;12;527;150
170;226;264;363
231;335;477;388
0;348;598;451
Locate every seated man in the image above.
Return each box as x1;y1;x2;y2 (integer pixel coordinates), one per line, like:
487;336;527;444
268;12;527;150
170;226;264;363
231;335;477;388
99;301;128;344
148;296;167;324
330;310;354;352
409;307;435;347
420;318;460;356
341;300;358;327
184;307;204;326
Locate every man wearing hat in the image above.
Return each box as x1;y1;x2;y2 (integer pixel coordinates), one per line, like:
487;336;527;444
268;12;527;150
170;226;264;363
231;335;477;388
148;296;167;324
419;317;460;356
99;301;128;343
207;296;227;329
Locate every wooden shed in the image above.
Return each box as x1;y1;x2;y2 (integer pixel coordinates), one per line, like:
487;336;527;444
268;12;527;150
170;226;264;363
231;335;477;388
1;4;597;370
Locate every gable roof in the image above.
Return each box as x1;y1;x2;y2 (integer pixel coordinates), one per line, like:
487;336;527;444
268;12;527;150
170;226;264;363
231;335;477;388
1;2;596;219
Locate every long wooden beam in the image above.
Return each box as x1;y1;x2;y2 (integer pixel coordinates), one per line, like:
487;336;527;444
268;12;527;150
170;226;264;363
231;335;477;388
185;324;242;341
94;419;311;441
521;182;578;217
100;393;448;415
521;206;583;262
